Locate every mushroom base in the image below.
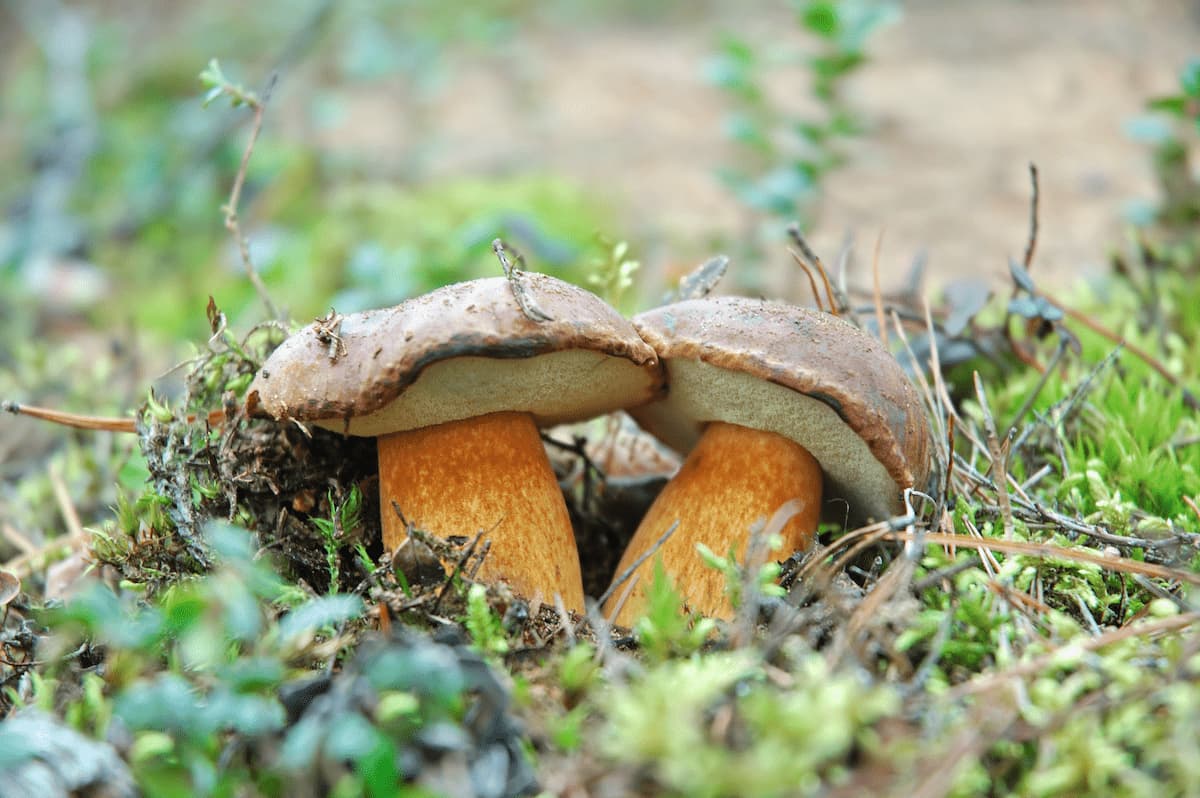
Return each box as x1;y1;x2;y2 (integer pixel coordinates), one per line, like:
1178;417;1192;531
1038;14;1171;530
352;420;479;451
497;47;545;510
378;411;585;612
604;420;822;626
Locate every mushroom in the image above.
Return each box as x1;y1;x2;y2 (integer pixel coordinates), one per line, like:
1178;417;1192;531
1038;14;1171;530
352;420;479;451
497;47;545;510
604;296;932;624
0;570;18;608
248;275;664;612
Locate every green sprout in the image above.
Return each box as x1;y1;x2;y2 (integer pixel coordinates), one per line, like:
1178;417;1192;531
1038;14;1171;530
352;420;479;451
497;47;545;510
634;559;717;662
464;583;509;657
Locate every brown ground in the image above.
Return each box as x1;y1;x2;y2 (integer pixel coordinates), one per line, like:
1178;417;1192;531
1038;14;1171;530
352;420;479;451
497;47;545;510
309;0;1199;296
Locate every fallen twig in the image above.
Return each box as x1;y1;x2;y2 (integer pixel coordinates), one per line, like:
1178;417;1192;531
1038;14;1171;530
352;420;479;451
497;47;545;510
1038;290;1200;410
886;529;1200;586
946;611;1199;700
596;520;680;609
493;238;553;322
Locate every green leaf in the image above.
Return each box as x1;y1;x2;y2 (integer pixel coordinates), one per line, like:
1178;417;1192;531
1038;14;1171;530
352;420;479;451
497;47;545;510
799;1;840;37
1181;58;1200;98
204;687;285;736
278;594;364;644
115;674;204;736
1147;96;1187;115
201;86;224;108
216;657;287;693
280;715;323;771
365;645;465;706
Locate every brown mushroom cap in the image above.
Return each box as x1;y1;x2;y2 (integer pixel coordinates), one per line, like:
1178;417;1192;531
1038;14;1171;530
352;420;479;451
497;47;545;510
628;296;932;523
0;570;19;608
248;274;665;435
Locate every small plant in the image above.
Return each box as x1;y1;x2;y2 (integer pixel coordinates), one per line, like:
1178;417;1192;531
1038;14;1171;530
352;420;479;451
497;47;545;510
586;236;640;311
708;0;897;256
311;486;365;594
1136;58;1200;227
601;649;901;798
696;535;787;612
633;560;716;662
198;59;261;109
464;582;509;657
557;642;600;701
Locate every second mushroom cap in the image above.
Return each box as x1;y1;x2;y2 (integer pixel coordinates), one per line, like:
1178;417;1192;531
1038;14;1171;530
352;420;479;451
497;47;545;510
629;296;932;523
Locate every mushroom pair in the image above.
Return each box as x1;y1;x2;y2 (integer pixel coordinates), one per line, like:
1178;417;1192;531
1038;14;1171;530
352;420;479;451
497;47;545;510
250;278;932;624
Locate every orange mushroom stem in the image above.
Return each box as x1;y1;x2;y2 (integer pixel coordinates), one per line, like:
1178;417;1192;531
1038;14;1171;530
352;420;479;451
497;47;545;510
604;420;822;625
378;411;584;612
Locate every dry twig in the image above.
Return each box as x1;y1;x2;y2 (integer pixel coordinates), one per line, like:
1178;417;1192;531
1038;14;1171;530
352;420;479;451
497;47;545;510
493;238;553;322
221;74;281;320
787;224;847;316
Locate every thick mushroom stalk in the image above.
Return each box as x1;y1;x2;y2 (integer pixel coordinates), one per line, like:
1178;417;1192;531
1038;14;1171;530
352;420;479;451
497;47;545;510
379;411;584;611
604;421;821;625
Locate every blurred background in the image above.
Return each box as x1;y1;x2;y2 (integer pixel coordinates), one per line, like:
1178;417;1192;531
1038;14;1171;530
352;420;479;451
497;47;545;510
1;0;1197;537
3;1;1197;334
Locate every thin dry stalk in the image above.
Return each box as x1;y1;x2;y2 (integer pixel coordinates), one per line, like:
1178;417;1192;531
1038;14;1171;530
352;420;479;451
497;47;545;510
973;373;1015;541
595;519;680;609
871;230;887;346
493;238;553;322
795;518;907;594
787;224;845;316
604;576;640;629
960;515;1003;577
1183;495;1200;526
886;529;1200;586
1;523;37;558
48;464;86;544
1023;163;1040;270
3;401;136;433
3;401;230;432
430;530;485;614
788;248;827;312
828;549;915;669
223;75;280;320
734;501;803;644
946;611;1199;701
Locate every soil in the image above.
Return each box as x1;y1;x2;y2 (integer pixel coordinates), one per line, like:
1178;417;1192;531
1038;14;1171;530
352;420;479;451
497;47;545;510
309;0;1199;297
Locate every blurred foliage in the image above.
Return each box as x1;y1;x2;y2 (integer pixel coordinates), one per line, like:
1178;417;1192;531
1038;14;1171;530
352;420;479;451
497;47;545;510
0;0;662;348
706;0;898;280
10;523;533;797
1131;58;1200;229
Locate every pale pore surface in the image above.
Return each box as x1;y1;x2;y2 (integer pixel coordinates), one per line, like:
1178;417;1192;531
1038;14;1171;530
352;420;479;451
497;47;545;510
313;348;658;437
631;359;902;521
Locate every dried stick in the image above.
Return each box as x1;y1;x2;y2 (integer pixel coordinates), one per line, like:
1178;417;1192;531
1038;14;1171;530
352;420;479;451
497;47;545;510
493;238;553;322
3;400;135;432
887;529;1200;586
973;372;1015;540
1023;163;1039;270
221;74;280;320
1038;291;1200;411
788;248;826;312
595;520;680;609
871;229;887;346
787;224;846;316
3;401;226;432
